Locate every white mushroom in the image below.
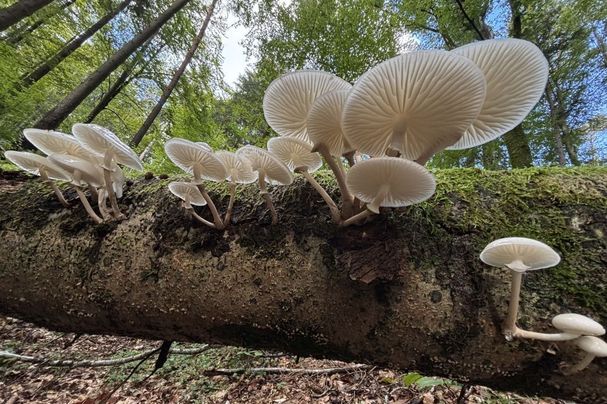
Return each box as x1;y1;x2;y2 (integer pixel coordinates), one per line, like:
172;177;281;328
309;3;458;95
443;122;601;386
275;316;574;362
342;50;486;164
480;237;561;339
342;157;436;226
24;128;98;159
215;150;257;226
512;313;605;341
168;181;215;229
566;336;607;374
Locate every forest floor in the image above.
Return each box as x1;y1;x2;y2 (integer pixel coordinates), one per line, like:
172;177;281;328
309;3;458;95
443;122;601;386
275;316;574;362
0;317;568;404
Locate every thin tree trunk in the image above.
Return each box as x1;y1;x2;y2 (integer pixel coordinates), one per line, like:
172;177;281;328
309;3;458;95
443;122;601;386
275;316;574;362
503;124;533;167
20;0;132;88
5;0;75;45
130;0;219;147
31;0;191;131
0;0;55;32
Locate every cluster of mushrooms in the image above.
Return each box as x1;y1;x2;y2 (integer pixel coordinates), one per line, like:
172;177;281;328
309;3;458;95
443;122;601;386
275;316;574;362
481;237;607;374
4;124;143;223
166;38;549;227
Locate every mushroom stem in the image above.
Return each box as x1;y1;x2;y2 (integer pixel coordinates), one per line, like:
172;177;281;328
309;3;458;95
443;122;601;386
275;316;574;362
75;187;103;224
102;150;125;220
184;204;216;229
565;353;596;375
340;209;374;227
223;182;237;226
194;183;224;230
315;143;353;217
40;170;70;208
88;185;99;200
343;151;356;167
97;188;113;221
511;328;579;341
366;185;390;214
297;169;342;224
503;270;523;339
258;173;278;225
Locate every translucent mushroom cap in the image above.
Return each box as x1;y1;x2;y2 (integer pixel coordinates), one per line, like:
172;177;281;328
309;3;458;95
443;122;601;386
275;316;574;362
168;181;207;206
267;137;322;173
306;90;353;156
480;237;561;272
448;39;549;149
164;138;227;183
4;151;70;181
215;151;257;184
236;146;293;185
72;124;143;171
24;128;96;159
196;142;213;152
342;50;486;160
346;157;436;214
48;154;104;188
552;314;605;337
574;336;607;357
263;70;351;142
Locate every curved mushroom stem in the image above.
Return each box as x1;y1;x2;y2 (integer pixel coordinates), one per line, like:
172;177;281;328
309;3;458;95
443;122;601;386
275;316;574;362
194;183;224;230
183;202;216;229
258;173;278;225
503;270;522;340
74;187;103;224
565;353;596;375
39;170;70;208
97;188;113;221
511;328;579;341
102;150;125;220
343;151;356;168
297;168;341;224
340;209;374;227
223;182;237;226
314;143;353;218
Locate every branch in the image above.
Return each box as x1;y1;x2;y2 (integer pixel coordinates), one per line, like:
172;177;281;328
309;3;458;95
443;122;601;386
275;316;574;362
453;0;486;40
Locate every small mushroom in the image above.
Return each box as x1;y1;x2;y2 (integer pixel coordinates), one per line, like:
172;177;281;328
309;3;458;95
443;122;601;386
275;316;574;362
24;128;98;159
236;145;293;224
164;138;227;230
4;151;71;207
512;313;605;341
72;123;143;219
168;181;215;228
267;137;340;223
479;237;561;339
215;150;258;226
342;50;486;164
342;157;436;226
566;336;607;374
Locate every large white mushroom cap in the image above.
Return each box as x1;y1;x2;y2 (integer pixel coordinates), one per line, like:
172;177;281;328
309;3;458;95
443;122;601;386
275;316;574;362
267;137;323;173
164;138;227;183
168;181;207;206
552;313;605;337
346;157;436;213
574;336;607;357
215;151;257;184
236;145;293;185
4;151;71;181
24;129;96;159
196;142;213;152
72;124;143;170
480;237;561;272
342;50;486;160
306;90;353;156
263;70;351;142
448;38;549;149
48;154;104;188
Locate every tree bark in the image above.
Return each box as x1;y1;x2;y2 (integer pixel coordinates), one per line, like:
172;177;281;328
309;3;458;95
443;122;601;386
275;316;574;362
31;0;191;131
503;124;534;167
130;0;219;147
20;0;132;88
0;167;606;401
5;0;75;45
0;0;55;32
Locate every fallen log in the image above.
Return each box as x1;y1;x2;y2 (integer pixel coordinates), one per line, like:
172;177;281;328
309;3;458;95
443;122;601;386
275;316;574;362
1;166;606;401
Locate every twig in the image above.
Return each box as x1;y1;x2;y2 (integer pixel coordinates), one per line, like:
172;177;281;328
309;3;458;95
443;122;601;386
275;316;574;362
205;364;371;376
453;0;485;40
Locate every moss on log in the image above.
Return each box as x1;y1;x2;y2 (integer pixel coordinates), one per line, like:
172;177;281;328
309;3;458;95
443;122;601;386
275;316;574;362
0;166;606;401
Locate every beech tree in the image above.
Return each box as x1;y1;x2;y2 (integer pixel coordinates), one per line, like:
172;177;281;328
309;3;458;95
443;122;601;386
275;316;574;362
0;0;55;31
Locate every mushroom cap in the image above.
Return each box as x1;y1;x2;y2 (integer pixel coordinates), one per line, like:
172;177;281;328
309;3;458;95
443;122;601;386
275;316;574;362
346;157;436;213
4;151;71;181
448;39;549;149
168;181;207;206
72;123;143;171
215;151;258;184
48;154;104;188
164;138;227;183
24;128;97;159
196;142;213;152
552;314;605;337
342;50;486;159
267;137;323;173
263;70;351;142
306;90;353;156
480;237;561;272
236;145;293;185
574;336;607;357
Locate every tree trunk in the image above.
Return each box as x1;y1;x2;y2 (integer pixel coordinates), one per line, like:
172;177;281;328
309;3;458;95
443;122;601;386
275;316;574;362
0;167;606;402
31;0;191;131
0;0;55;32
20;0;132;88
130;0;219;147
5;0;75;45
502;124;534;167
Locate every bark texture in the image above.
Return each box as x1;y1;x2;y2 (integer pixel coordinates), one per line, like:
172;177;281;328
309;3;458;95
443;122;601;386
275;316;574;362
0;0;54;31
0;167;606;401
